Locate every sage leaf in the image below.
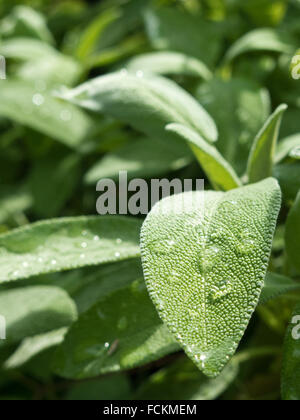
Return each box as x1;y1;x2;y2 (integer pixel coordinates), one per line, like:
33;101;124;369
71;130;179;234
285;190;300;272
58;72;218;143
0;216;142;283
260;272;300;304
247;104;287;184
276;134;300;163
0;286;77;347
282;302;300;400
141;178;281;377
166;123;241;191
54;279;179;379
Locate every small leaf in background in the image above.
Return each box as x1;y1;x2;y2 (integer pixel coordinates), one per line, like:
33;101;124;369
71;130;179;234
59;71;218;144
0;188;32;224
54;279;179;379
166;123;241;191
276;134;300;163
84;137;192;184
134;356;239;400
0;79;96;149
260;272;300;304
247;104;287;184
282;302;300;400
224;28;296;63
285;190;300;272
0;286;77;347
0;38;57;60
0;216;142;283
144;6;222;66
273;163;300;202
289;146;300;160
196;78;270;175
141;178;281;377
124;52;212;80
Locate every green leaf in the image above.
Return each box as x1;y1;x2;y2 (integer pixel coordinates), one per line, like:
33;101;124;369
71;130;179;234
260;272;300;304
144;7;222;66
0;79;96;149
134;356;239;400
58;71;218;144
140;178;281;377
0;216;142;283
196;78;270;175
282;302;300;400
224;29;295;63
53;279;179;379
0;189;32;224
84;137;192;184
166;123;241;191
247;104;287;184
276;134;300;163
4;328;67;370
0;38;56;61
124;52;212;80
0;286;77;347
273;163;300;201
290;146;300;160
285;190;300;272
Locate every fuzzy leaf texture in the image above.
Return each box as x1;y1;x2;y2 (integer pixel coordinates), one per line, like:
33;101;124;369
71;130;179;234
140;178;281;377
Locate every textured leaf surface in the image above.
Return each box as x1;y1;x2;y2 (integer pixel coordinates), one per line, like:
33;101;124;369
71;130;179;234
166;123;241;191
282;302;300;400
0;80;95;148
248;104;287;183
135;356;239;400
141;178;281;377
260;272;300;304
0;216;142;283
54;279;179;379
125;52;212;79
224;29;295;63
285;190;300;272
0;286;76;347
59;72;218;143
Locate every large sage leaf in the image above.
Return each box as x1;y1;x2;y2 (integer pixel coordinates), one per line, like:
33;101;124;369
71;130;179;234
54;279;179;379
166;123;241;191
140;178;281;377
282;302;300;400
58;71;218;143
285;190;300;272
0;286;77;347
0;216;142;283
247;104;287;183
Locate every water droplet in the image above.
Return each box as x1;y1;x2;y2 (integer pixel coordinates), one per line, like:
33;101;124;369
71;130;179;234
22;261;29;268
198;246;221;273
37;257;43;263
104;342;110;349
93;235;100;241
82;230;88;236
81;242;87;249
149;239;176;256
136;70;144;78
51;259;57;265
236;230;256;255
115;252;121;258
32;93;45;106
60;109;72;122
80;253;85;259
116;238;122;245
211;280;233;301
13;270;19;277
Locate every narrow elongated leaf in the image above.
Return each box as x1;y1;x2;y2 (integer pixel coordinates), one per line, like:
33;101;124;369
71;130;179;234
0;80;95;149
276;134;300;163
224;29;295;63
0;38;56;60
85;137;192;184
125;52;212;80
54;279;179;379
0;216;142;283
166;123;241;191
0;286;77;347
285;190;300;272
282;302;300;400
247;104;287;183
58;72;218;143
141;178;281;377
260;272;300;304
135;357;239;400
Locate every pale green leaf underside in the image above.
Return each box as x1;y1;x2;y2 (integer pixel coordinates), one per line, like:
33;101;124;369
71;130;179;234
0;216;142;283
282;302;300;400
166;123;241;191
285;190;300;272
0;286;77;347
247;104;287;183
141;178;281;377
289;146;300;160
275;134;300;163
124;52;212;80
54;279;179;379
224;29;295;63
59;71;218;143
